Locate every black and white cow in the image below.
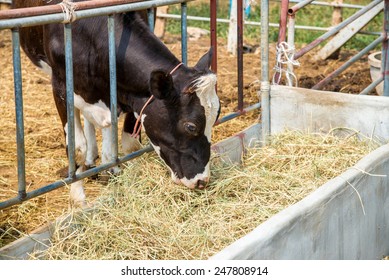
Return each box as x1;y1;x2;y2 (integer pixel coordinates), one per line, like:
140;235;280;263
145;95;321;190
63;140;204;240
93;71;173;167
13;0;219;207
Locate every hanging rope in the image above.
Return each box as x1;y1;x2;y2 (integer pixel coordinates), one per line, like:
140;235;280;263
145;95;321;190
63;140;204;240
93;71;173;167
272;41;300;87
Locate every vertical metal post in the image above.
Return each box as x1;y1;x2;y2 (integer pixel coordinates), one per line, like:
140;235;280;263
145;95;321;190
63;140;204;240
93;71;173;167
237;0;244;111
108;15;119;161
210;0;217;73
286;13;296;86
147;8;155;33
261;0;270;144
383;0;389;96
181;2;187;65
11;28;27;200
64;23;76;177
274;0;289;84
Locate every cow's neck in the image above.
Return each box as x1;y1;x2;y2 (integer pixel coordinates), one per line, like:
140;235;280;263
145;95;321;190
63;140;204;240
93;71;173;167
116;13;181;95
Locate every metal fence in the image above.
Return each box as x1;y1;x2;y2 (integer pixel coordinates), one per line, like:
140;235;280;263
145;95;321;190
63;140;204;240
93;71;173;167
275;0;387;93
0;0;261;209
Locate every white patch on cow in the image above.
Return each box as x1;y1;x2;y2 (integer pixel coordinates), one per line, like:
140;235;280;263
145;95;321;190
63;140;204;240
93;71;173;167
192;74;218;142
149;141;181;185
83;117;98;166
63;109;87;165
74;95;111;129
38;60;52;76
101;126;120;174
180;162;210;189
70;166;87;208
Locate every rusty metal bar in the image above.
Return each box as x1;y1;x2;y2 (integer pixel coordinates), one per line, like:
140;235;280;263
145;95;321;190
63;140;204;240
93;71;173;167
0;0;194;30
273;0;289;85
277;0;289;44
383;0;389;96
0;0;143;20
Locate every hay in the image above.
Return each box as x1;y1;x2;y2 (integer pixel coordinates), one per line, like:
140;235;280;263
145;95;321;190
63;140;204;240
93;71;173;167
29;129;380;260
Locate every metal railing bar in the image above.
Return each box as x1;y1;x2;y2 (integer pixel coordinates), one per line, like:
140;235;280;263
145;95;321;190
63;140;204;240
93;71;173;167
156;13;381;36
0;0;194;30
359;76;383;95
0;0;147;20
0;145;154;209
210;0;217;73
288;0;316;15
108;15;119;161
312;34;386;90
286;0;365;10
237;0;244;111
294;0;383;60
147;8;155;33
11;28;27;201
214;102;261;126
382;0;389;96
64;23;76;178
181;2;187;65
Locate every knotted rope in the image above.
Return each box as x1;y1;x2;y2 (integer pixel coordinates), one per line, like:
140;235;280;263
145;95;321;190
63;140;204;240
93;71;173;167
59;0;77;23
272;41;300;87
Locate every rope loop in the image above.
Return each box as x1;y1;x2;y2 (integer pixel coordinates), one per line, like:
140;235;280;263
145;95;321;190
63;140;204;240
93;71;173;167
272;41;300;87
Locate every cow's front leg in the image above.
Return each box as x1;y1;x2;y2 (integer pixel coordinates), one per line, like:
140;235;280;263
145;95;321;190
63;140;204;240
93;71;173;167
83;116;99;168
52;76;87;207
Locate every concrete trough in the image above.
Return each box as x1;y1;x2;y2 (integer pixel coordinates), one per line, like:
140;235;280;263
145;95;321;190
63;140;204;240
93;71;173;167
212;86;389;259
2;86;389;259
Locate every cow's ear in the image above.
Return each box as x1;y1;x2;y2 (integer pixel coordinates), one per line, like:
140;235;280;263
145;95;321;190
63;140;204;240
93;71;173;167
194;47;213;71
149;70;173;100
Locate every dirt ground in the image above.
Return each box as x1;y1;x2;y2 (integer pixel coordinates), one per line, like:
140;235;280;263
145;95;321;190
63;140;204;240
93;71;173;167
0;25;376;247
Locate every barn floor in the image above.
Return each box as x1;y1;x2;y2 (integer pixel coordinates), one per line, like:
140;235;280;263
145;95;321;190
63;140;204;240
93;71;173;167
0;26;375;247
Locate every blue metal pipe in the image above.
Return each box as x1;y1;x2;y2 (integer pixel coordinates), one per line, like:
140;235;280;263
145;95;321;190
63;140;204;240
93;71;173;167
147;8;155;33
11;28;27;201
261;0;271;144
181;2;188;65
359;76;384;95
64;23;76;177
108;15;119;161
214;102;261;126
0;0;194;30
0;145;154;209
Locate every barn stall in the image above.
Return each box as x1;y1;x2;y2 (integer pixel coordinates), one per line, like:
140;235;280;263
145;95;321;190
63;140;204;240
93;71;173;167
1;0;389;259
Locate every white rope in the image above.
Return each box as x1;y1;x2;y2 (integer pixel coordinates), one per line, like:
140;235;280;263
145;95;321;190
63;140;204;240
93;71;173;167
59;0;77;23
272;41;300;87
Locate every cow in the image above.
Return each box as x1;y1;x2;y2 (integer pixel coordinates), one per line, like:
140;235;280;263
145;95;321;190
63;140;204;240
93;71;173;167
13;0;220;207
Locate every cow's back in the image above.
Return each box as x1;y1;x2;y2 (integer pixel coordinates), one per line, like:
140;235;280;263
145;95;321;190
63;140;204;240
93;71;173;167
12;0;47;67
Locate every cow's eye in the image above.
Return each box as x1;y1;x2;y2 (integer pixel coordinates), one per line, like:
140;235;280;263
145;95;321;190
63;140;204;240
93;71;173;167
184;122;197;134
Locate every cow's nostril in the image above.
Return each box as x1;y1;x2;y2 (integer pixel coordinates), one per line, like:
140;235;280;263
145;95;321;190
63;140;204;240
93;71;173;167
196;180;207;189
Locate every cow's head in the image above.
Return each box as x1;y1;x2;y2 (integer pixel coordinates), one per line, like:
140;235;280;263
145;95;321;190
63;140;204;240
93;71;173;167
136;48;219;189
